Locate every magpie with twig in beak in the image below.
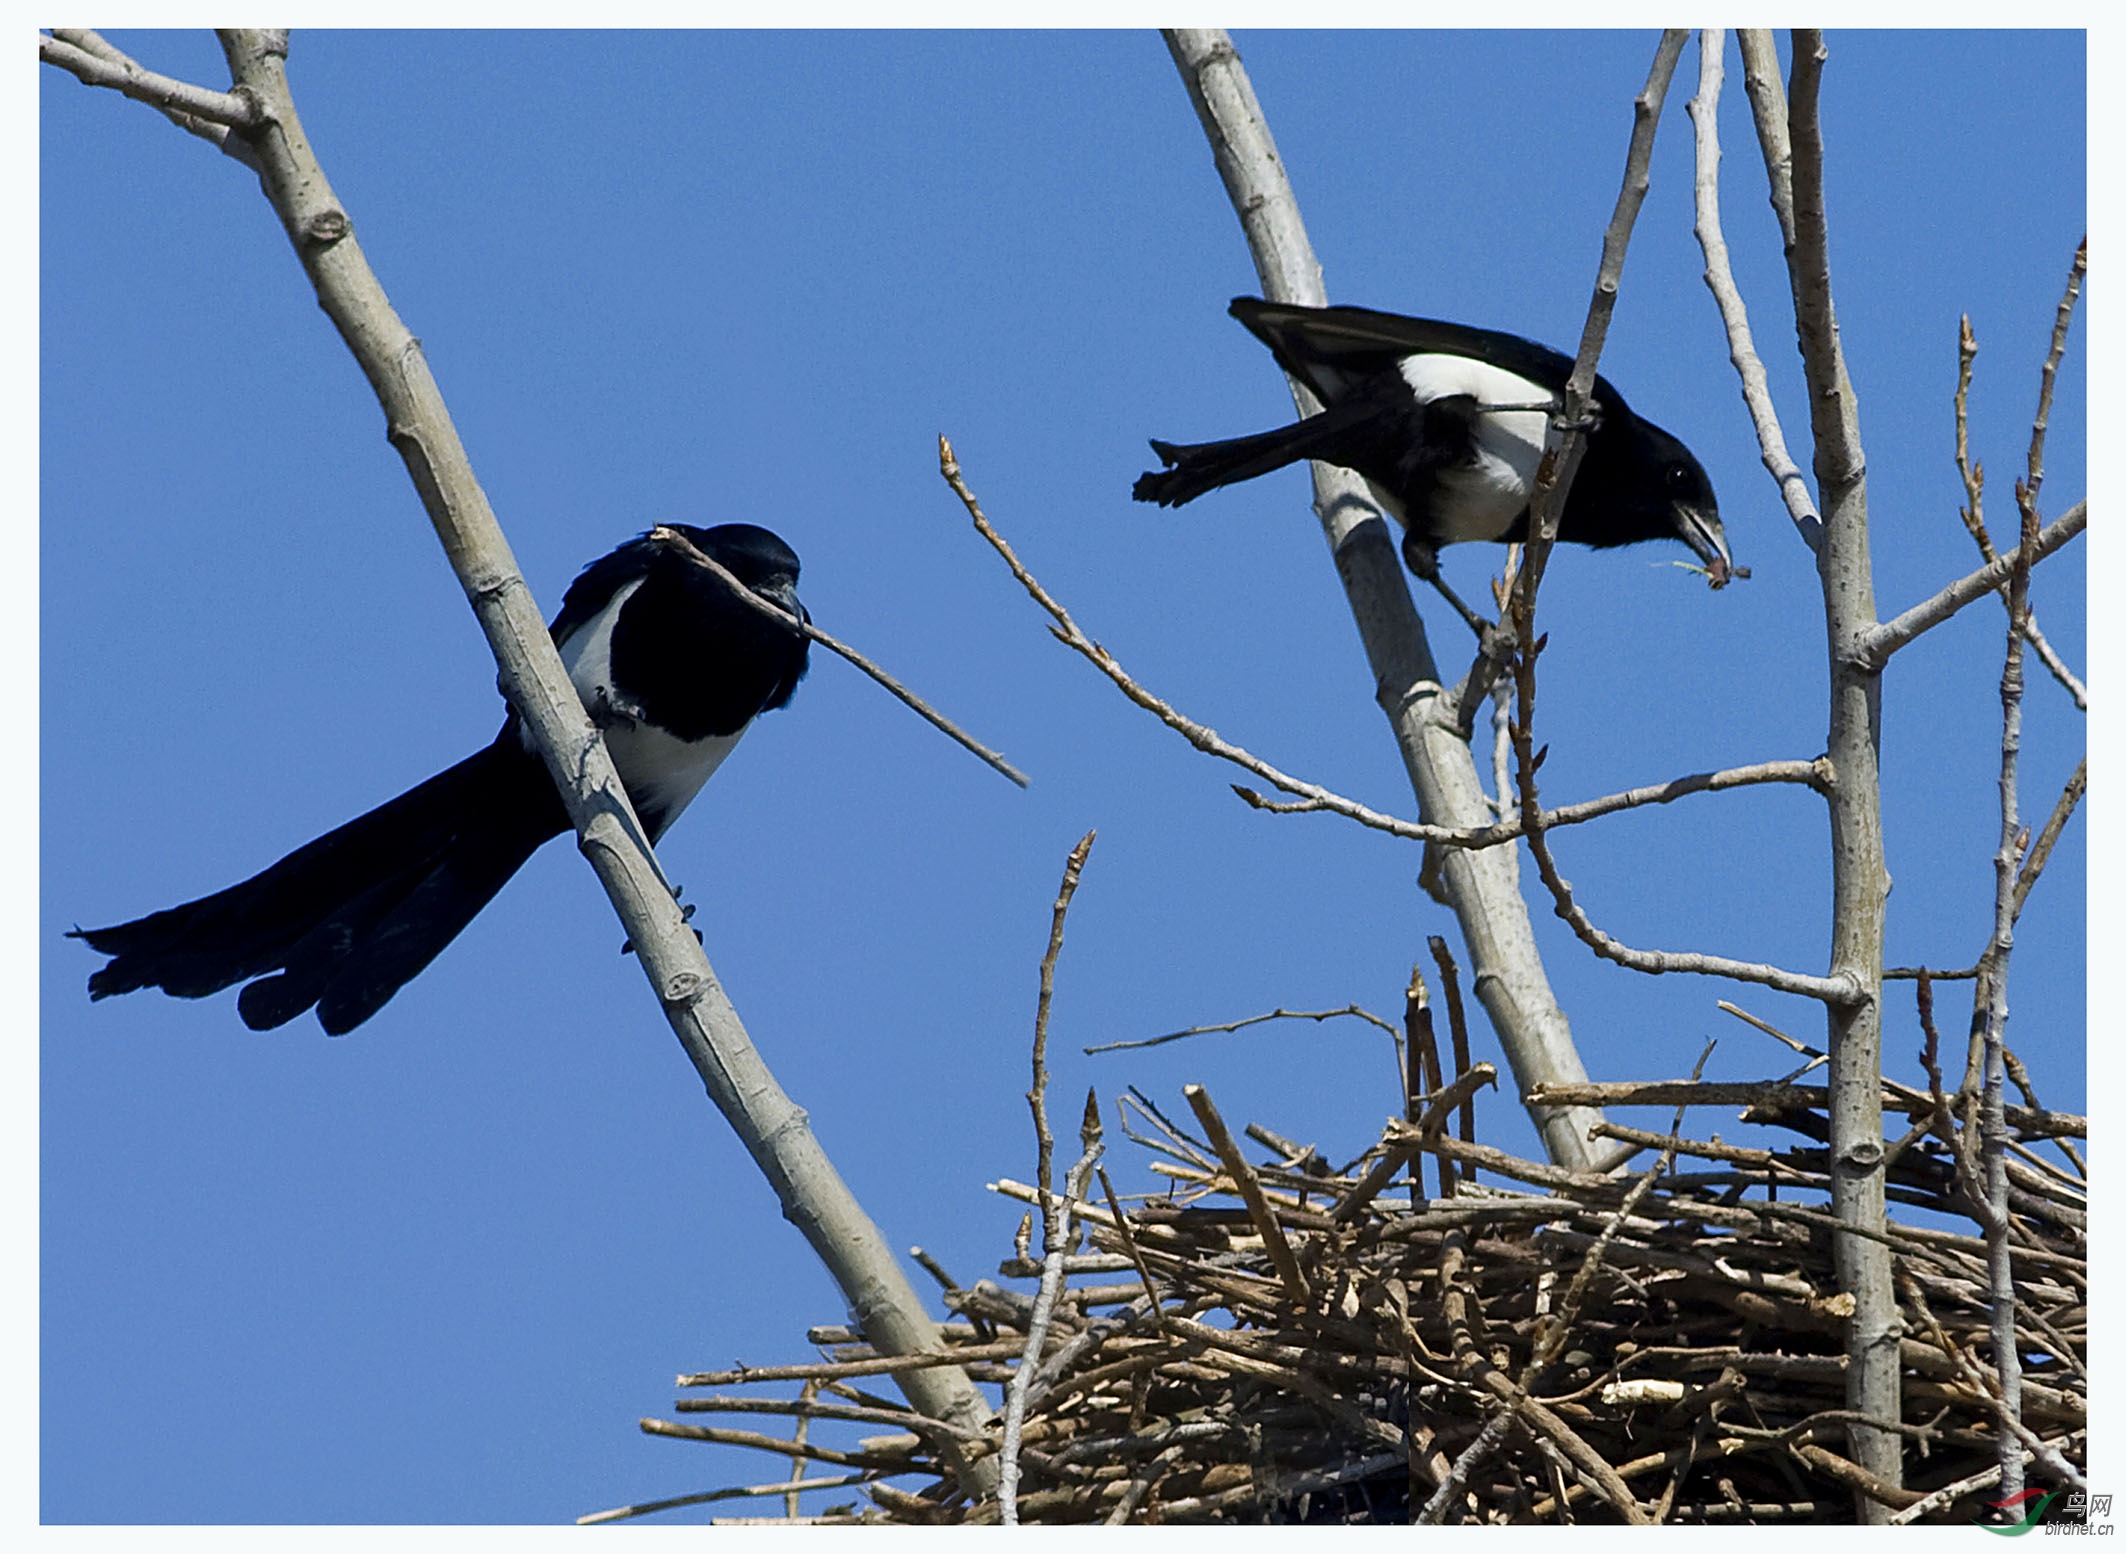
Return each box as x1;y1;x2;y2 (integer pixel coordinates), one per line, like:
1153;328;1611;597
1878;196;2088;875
1135;298;1735;587
72;522;810;1035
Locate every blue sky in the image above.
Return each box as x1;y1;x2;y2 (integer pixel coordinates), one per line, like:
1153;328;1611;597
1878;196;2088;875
40;30;2085;1524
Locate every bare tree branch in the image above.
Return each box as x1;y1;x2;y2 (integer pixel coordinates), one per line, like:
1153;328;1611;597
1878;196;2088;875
1689;29;1824;553
1957;307;2087;709
1975;426;2043;1502
1158;27;1605;1171
1735;32;1797;250
169;29;997;1495
41;29;262;166
949;433;1829;881
1769;27;1900;1504
1029;833;1096;1235
1499;34;1860;1011
1851;504;2086;672
1238;756;1831;850
999;1094;1103;1525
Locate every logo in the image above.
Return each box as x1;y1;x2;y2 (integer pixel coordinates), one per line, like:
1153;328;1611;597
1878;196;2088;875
1979;1490;2061;1536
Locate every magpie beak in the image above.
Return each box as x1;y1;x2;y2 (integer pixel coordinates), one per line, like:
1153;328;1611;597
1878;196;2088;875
1135;298;1735;588
71;522;810;1035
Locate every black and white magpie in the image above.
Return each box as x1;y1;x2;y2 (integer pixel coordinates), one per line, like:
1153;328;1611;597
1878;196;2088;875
1135;298;1733;586
72;522;810;1036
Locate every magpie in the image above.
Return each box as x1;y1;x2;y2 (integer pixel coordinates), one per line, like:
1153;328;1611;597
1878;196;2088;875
1134;298;1733;586
72;522;810;1036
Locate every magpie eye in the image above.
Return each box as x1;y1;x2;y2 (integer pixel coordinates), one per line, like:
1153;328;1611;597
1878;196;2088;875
1666;463;1695;493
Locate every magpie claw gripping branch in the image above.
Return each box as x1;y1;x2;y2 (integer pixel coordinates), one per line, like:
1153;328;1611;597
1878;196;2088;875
74;523;810;1034
1136;298;1734;588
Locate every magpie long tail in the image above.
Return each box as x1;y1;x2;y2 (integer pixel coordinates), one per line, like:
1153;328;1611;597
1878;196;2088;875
72;734;570;1034
1131;397;1380;508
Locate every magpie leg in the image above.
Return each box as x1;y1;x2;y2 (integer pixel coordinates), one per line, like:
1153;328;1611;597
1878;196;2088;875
1400;533;1496;645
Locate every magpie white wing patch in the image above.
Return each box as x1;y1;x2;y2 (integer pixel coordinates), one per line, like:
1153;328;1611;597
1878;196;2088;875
1398;355;1552;544
555;575;645;714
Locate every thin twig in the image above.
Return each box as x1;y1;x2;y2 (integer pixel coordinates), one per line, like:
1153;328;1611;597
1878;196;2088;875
951;434;1801;865
942;437;1444;841
1083;1003;1396;1056
2012;757;2084;924
1956;310;2087;709
1029;831;1096;1234
647;526;1028;788
1234;757;1830;849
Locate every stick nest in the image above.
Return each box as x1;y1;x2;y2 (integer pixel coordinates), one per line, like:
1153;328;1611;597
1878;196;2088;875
614;1062;2085;1525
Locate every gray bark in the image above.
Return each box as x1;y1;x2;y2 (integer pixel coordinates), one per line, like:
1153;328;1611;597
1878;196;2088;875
1744;28;1900;1512
1160;29;1604;1171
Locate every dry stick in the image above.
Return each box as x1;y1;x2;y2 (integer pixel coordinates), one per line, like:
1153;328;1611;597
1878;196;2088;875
677;1341;1030;1389
578;1469;879;1526
1886;1458;2031;1526
1097;1168;1166;1315
1415;1406;1512;1525
639;1418;926;1472
1688;29;1825;554
49;30;1000;1496
1757;30;1901;1509
1158;27;1603;1171
644;525;1026;788
785;1377;820;1518
1428;937;1480;1185
1104;1444;1185;1526
1337;1064;1499;1225
2011;243;2088;706
1083;1003;1397;1056
1405;966;1445;1199
1185;1085;1312;1306
1432;1048;1711;1526
999;1097;1104;1525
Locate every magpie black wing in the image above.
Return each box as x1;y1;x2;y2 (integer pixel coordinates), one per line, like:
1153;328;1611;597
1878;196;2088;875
547;533;661;646
1228;298;1627;415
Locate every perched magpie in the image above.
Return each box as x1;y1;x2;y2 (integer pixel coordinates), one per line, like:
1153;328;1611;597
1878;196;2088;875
73;522;810;1036
1134;298;1733;586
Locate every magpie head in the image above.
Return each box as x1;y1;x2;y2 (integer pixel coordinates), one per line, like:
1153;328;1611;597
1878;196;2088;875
677;522;805;616
1626;423;1732;588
